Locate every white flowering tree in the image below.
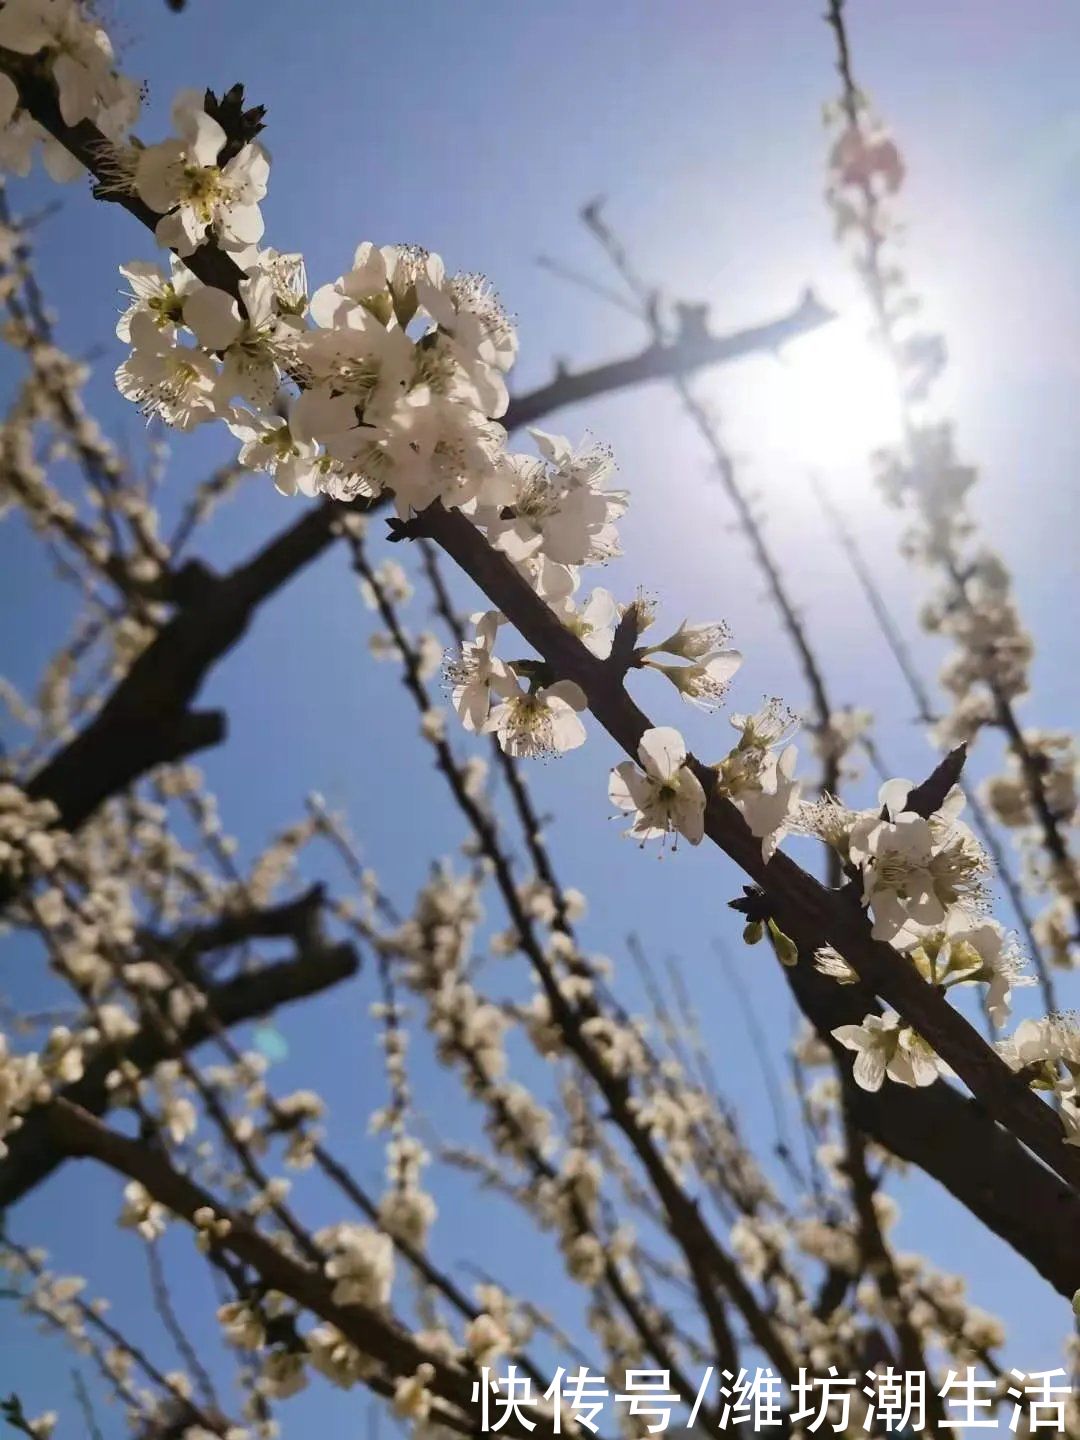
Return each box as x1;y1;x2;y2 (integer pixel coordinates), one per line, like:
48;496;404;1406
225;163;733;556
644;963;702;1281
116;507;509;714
0;1;1079;1436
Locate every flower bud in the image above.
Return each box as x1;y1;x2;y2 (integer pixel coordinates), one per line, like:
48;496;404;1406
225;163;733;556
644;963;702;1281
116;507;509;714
768;918;799;968
650;619;732;661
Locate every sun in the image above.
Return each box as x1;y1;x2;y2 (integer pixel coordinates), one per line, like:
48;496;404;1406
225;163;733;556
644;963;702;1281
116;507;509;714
777;315;904;469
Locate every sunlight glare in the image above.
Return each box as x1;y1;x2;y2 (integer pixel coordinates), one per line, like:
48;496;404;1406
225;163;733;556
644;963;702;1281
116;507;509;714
778;317;904;469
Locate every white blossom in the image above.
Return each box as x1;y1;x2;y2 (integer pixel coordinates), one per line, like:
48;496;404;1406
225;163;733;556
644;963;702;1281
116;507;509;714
135;90;269;255
445;611;506;733
734;744;801;862
645;648;743;709
115;313;219;429
551;586;618;659
833;1011;948;1092
609;726;706;847
483;677;587;758
118;1180;167;1241
226;409;321;496
116;258;196;343
485;430;626;567
314;1223;394;1309
849;781;987;944
0;0;139;137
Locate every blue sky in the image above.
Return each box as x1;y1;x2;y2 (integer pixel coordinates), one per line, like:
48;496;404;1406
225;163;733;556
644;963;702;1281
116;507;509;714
2;0;1080;1430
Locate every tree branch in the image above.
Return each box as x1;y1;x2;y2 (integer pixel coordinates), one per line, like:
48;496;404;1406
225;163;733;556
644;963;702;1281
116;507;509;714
503;289;834;433
808;471;1056;1012
0;51;245;295
0;939;358;1210
0;502;341;913
790;953;1080;1295
416;500;1080;1288
44;1098;545;1437
138;883;332;973
11;48;1080;1298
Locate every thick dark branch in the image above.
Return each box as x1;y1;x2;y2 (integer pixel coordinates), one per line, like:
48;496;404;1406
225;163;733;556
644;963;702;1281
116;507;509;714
790;957;1080;1296
12;50;1080;1297
503;289;834;432
0;502;340;913
417;500;1080;1291
139;884;331;974
0;940;358;1210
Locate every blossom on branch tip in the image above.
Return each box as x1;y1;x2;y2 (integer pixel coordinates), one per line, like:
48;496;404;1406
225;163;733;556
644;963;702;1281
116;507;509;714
644;617;733;661
828;126;905;196
997;1015;1080;1145
713;702;801;861
998;1013;1080;1085
134;89;269;255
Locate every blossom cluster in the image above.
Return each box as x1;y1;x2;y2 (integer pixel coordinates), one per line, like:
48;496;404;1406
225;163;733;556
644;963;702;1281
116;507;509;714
998;1012;1080;1146
0;13;1075;1438
800;776;1036;1093
54;78;807;847
0;0;140;179
826;101;1080;974
608;698;801;858
10;46;1058;1122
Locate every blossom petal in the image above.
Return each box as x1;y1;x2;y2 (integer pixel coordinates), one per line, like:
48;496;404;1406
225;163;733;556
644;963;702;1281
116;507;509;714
543;679;587;713
878;777;913;819
637;726;686;781
852;1046;887;1092
528;428;572;465
674;771;707;844
703;648;743;686
609;762;641;814
184;286;244;352
831;1024;868;1054
185;109;227;168
547;704;587;753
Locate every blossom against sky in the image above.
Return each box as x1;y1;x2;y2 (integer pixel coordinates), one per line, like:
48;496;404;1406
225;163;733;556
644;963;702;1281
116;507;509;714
2;0;1080;1426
